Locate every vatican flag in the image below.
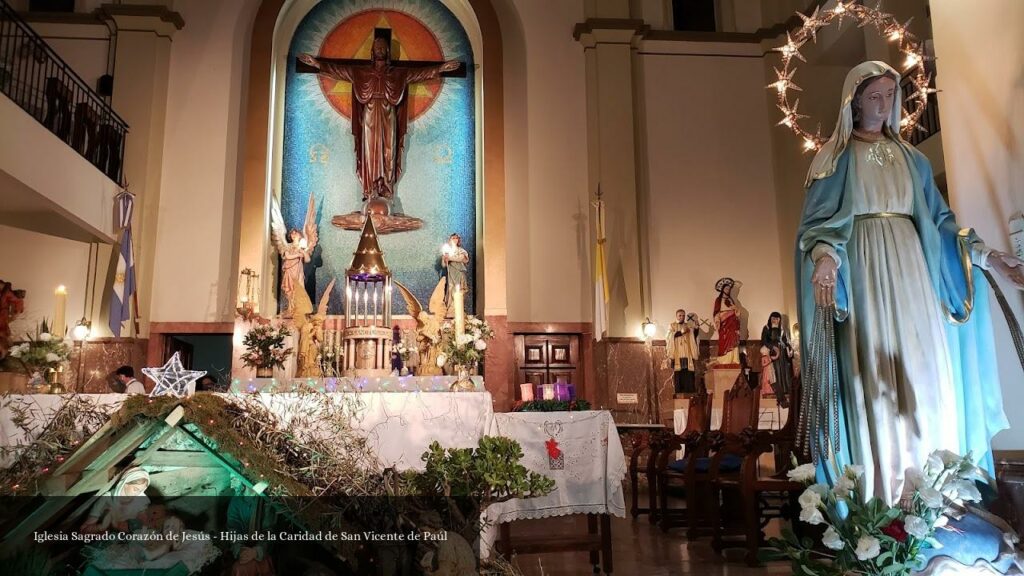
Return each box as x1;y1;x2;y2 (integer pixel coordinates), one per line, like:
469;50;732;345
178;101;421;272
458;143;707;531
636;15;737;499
593;193;610;341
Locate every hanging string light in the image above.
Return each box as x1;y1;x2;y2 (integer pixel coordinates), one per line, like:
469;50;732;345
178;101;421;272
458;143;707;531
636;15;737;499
768;2;935;152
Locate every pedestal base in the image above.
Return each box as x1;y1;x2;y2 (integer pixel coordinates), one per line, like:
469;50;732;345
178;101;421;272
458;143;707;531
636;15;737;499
706;366;741;415
342;326;392;377
331;212;423;234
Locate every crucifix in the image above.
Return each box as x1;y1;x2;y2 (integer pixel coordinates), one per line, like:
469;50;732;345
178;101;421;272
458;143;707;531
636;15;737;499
296;28;465;233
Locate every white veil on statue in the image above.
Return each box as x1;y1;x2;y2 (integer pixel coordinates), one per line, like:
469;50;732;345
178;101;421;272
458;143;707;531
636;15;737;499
804;60;904;187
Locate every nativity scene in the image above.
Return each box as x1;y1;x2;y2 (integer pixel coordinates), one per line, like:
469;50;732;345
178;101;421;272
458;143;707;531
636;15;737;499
1;0;1023;575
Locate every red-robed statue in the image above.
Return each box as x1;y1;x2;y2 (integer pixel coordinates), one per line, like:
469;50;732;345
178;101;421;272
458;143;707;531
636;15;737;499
298;37;460;232
712;277;741;365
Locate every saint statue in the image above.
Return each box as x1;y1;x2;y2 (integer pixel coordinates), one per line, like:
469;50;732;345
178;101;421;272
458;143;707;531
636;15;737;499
442;233;469;313
270;195;318;320
712;278;741;365
666;308;699;394
758;311;793;407
797;61;1024;505
0;280;25;359
298;38;460;213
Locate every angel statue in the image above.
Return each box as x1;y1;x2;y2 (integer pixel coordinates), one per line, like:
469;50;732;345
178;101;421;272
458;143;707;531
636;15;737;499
393;279;447;376
270;194;318;320
296;278;335;378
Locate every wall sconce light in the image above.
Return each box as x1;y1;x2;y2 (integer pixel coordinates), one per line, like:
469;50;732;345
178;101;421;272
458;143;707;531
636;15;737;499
236;268;259;321
642;317;657;340
72;318;91;341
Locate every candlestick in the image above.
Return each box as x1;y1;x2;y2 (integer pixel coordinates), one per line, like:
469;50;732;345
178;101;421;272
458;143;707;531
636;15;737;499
53;285;67;337
453;284;465;336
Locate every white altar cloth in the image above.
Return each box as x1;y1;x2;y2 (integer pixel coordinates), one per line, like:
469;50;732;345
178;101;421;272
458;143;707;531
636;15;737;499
1;392;494;471
229;375;485;394
484;411;626;523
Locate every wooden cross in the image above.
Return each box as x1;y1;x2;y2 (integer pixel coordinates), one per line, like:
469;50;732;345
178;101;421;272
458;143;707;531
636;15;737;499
295;27;466;78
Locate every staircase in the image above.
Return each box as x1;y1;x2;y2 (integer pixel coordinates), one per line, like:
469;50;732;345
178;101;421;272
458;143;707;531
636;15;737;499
0;0;127;183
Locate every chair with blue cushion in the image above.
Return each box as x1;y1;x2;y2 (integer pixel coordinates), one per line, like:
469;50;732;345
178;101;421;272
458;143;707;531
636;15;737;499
710;377;805;566
645;390;712;525
655;372;760;538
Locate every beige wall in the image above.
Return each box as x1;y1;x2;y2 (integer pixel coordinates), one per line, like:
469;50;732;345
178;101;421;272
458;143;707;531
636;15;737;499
499;0;592;323
930;0;1024;449
640;41;785;338
149;0;261;323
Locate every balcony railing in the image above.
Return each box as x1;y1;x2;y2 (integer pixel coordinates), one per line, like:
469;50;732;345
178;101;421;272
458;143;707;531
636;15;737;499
0;0;127;183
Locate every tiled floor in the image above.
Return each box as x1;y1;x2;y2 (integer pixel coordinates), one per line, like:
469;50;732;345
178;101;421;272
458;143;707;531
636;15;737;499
504;513;794;575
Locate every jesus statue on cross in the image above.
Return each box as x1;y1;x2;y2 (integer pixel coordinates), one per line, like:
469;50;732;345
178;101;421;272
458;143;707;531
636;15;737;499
298;31;462;233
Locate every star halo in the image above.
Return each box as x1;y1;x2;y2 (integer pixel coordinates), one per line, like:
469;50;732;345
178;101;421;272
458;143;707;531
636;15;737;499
768;1;935;153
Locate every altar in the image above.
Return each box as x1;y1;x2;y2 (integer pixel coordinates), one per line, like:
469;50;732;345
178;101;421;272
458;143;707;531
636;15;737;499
0;391;494;471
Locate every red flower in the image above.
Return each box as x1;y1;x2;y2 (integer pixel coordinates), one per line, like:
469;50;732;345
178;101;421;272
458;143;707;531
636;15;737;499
545;438;561;459
881;519;908;543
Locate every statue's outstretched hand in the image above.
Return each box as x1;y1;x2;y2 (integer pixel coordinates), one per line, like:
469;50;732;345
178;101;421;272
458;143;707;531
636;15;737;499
811;254;839;307
298;53;321;69
991;251;1024;290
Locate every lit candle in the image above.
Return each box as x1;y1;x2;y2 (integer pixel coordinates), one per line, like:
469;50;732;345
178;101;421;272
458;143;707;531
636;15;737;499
520;383;534;401
555;382;569;402
542;383;555;401
453;284;464;336
53;285;67;337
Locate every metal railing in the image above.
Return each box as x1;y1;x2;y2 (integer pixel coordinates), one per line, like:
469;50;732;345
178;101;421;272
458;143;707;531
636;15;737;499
901;67;940;147
0;0;127;183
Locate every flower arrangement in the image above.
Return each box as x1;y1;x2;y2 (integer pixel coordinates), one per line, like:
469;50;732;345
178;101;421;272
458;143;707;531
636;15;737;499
437;316;494;369
763;450;988;575
8;320;71;376
241;324;292;372
392;340;411;362
513;399;592;412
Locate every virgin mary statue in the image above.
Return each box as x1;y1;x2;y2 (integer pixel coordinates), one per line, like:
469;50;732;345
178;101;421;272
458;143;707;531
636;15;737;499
796;61;1024;505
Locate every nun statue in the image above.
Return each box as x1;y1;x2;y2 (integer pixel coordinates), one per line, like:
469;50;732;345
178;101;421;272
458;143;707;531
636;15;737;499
796;61;1024;505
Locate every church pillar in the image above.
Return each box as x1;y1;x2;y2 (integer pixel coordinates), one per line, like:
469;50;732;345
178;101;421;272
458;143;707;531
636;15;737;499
575;18;649;338
98;4;184;337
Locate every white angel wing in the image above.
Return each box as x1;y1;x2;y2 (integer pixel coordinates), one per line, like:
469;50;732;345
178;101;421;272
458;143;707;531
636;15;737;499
269;196;288;254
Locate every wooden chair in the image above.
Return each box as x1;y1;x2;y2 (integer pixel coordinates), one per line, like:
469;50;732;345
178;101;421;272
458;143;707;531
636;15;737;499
655;374;759;537
710;378;805;566
641;391;712;523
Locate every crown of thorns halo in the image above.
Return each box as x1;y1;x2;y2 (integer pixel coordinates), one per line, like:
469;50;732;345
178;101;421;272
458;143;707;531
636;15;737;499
768;1;937;153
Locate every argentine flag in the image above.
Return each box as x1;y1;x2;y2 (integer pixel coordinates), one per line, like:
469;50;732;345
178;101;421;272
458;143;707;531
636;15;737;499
108;227;135;337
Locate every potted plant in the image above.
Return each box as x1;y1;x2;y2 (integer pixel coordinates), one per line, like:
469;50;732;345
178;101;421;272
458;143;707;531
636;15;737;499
8;320;72;393
241;323;292;377
437;316;494;390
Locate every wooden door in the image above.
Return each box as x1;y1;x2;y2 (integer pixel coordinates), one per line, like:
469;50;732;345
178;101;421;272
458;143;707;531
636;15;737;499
513;334;581;400
164;336;194;368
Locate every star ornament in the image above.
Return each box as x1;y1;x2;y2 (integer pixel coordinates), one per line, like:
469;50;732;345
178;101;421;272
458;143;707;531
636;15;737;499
143;352;205;397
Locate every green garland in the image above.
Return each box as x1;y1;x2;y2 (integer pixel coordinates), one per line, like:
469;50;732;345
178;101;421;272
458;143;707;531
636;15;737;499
513;399;592;412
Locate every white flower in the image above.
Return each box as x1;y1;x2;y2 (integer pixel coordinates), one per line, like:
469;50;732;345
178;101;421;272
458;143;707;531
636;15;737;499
920;486;943;509
472;330;481;340
9;344;24;358
474;339;487;351
844;464;864;479
435;353;447;367
39;332;52;342
904;515;929;539
946;479;982;503
854;535;881;561
798;487;823;510
45;353;60;363
933;449;962;468
933;516;948;529
833;475;856;499
822;526;845;550
787;463;817;483
799;507;825;525
456;334;474;346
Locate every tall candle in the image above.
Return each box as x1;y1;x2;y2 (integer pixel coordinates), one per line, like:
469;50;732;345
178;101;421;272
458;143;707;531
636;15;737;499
542;383;555;401
53;285;67;337
520;383;534;401
453;284;465;336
